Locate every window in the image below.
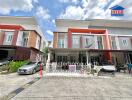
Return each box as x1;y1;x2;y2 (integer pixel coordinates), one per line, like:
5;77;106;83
123;40;127;45
7;35;13;42
72;35;80;48
58;33;65;48
83;36;94;48
119;37;131;50
57;56;67;62
22;31;29;47
64;34;67;48
111;36;117;50
23;38;28;47
4;31;14;45
97;36;103;50
58;39;64;48
70;56;76;63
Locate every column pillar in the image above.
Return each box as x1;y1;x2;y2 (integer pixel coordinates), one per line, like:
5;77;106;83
86;51;89;65
94;36;98;49
46;51;51;72
115;36;120;50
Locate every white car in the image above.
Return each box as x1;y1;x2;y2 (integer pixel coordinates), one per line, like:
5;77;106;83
98;65;116;75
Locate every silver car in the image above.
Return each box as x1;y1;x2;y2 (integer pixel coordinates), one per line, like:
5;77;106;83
0;59;9;66
17;62;43;75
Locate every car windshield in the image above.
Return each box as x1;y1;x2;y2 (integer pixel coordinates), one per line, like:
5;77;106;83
26;62;36;65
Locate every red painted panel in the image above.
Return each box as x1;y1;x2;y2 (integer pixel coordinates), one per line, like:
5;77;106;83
0;25;24;30
69;28;106;34
103;30;112;63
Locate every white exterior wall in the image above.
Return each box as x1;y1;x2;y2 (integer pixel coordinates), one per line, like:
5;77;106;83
35;35;41;49
56;20;89;32
94;36;98;49
89;26;132;36
16;31;23;46
115;36;120;50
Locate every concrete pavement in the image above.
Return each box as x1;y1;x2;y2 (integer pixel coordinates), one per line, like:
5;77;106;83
11;73;132;100
0;72;40;100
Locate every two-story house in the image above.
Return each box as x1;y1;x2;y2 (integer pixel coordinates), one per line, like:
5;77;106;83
49;19;132;67
0;16;47;62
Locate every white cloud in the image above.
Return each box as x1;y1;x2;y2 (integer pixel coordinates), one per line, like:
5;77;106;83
52;19;56;26
46;30;53;36
0;0;37;15
52;19;55;24
36;6;50;20
59;0;132;20
58;0;78;4
59;6;84;19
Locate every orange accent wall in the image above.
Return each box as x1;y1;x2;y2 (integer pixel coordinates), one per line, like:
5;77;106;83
53;32;58;48
0;31;5;45
68;29;72;48
28;31;37;48
12;31;19;45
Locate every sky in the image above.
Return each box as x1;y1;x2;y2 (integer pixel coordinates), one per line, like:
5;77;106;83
0;0;132;41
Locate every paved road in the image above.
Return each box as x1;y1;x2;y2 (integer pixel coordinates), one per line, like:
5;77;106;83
0;72;40;99
12;75;132;100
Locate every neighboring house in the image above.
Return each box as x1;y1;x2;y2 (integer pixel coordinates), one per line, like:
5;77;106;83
49;19;132;66
0;16;47;62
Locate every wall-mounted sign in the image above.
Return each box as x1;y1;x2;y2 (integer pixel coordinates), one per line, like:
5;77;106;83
110;5;125;16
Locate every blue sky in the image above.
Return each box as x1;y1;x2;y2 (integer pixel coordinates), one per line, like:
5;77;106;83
0;0;132;41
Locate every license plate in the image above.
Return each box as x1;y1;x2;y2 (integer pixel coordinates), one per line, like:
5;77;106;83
20;70;24;72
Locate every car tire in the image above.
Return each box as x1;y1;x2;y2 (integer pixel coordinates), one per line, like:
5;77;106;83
32;69;36;74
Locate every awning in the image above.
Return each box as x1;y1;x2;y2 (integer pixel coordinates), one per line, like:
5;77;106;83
49;48;132;53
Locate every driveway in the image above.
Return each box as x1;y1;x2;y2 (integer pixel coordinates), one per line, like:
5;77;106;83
11;73;132;100
0;72;40;99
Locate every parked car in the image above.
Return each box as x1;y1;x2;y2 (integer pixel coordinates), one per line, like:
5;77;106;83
17;61;43;75
0;59;9;66
98;65;116;75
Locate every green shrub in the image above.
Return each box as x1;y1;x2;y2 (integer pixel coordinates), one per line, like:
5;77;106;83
9;61;28;73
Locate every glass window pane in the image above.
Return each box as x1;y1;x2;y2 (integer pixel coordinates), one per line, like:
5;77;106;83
72;35;80;48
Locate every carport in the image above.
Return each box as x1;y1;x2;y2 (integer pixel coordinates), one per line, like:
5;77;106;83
0;48;15;60
0;50;8;60
0;45;43;61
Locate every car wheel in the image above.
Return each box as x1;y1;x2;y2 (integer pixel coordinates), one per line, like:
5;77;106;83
32;69;36;74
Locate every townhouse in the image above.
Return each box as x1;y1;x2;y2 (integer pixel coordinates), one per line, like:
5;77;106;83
49;19;132;68
0;16;47;62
